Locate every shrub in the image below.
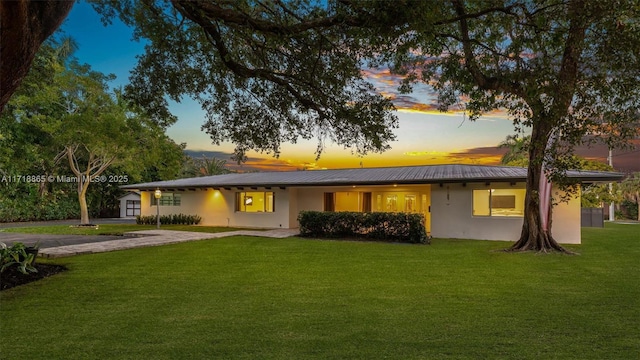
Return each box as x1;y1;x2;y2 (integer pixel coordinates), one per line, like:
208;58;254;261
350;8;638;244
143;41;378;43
619;200;638;220
0;242;38;275
135;214;202;225
298;211;429;244
0;188;79;222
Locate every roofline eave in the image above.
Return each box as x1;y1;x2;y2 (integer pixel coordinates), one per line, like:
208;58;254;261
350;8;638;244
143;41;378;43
120;177;534;191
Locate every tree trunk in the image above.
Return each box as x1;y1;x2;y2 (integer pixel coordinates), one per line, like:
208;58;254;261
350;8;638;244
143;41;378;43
507;125;568;253
78;179;90;225
0;0;75;111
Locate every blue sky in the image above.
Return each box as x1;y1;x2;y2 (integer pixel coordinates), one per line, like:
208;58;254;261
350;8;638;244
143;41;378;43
60;1;522;171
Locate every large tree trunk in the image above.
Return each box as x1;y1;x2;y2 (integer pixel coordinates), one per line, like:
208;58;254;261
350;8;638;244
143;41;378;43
508;125;568;253
62;145;116;225
508;165;567;252
0;0;75;112
78;185;90;225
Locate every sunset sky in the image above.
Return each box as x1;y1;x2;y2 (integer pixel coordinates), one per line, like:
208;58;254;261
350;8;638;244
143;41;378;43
60;2;637;173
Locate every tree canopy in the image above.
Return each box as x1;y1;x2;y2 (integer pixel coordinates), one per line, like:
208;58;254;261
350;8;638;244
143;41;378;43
0;37;186;223
92;0;403;161
0;0;74;111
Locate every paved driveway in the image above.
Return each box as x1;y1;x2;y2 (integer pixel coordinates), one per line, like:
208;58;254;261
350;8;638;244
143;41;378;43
0;232;133;249
0;218;137;249
0;218;135;229
1;223;300;257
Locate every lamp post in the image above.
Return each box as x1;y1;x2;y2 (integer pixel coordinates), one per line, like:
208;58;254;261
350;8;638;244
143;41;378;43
154;189;162;229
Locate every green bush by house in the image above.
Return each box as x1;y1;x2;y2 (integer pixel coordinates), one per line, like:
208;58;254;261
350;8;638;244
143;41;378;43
136;214;202;225
298;211;429;244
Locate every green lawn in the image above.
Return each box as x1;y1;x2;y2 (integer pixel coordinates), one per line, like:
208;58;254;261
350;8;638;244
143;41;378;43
1;224;245;236
1;223;638;359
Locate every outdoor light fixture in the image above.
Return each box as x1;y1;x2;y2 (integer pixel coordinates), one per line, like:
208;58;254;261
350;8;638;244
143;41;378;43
154;189;162;229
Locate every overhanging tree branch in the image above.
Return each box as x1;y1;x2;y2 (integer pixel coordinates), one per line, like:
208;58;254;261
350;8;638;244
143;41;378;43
179;6;330;120
171;0;363;34
451;0;527;99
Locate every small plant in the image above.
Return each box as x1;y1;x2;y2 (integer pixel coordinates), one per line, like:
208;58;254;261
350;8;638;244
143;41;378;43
0;242;38;275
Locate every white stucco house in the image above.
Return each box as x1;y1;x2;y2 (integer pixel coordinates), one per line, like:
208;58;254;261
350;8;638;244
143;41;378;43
121;164;622;244
118;191;141;218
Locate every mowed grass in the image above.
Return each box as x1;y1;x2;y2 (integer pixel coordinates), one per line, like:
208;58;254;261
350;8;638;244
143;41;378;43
1;224;246;236
1;223;638;359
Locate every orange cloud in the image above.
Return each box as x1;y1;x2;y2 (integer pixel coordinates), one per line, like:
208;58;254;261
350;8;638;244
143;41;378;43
363;66;512;118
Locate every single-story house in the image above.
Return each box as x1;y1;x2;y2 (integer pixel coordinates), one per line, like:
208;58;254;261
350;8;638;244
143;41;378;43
118;191;141;218
121;164;623;244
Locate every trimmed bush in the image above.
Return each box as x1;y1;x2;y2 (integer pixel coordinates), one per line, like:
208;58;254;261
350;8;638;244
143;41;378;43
298;211;429;244
135;214;202;225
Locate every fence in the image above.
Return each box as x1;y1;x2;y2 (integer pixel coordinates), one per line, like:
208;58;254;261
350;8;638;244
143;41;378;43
581;207;604;228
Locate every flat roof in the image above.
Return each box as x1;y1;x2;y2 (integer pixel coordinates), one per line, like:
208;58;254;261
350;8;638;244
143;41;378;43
121;164;625;191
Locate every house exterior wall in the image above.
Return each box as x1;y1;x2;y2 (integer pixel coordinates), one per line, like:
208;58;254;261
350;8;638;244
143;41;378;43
140;188;293;228
548;187;581;244
430;182;580;244
139;182;580;244
431;183;523;241
226;188;292;229
288;188;299;229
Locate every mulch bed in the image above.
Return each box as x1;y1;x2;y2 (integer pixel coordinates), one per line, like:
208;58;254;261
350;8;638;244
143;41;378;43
1;263;68;291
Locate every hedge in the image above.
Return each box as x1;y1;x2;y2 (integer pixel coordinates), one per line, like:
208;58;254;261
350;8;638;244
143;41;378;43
297;211;429;244
136;214;202;225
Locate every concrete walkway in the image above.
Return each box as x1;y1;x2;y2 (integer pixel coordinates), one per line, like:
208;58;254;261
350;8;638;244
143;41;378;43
39;228;300;258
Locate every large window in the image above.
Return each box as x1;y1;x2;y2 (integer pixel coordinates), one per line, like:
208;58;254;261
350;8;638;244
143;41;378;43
386;195;398;212
151;193;181;206
473;188;526;217
324;192;371;212
375;192;422;213
236;192;275;213
405;195;417;212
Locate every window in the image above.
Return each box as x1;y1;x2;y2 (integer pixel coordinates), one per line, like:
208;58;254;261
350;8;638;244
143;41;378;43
151;193;181;206
473;188;526;217
405;195;417;213
126;200;140;216
236;192;275;213
386;195;398;212
325;192;365;212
